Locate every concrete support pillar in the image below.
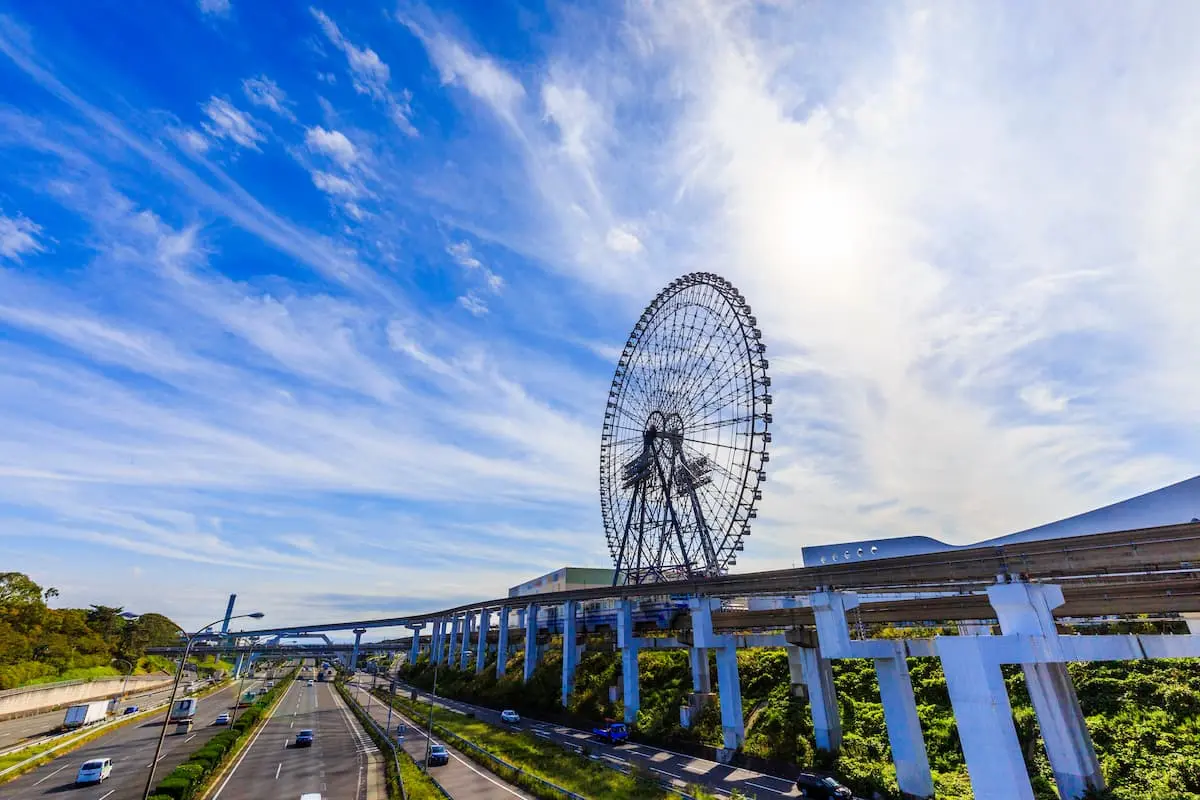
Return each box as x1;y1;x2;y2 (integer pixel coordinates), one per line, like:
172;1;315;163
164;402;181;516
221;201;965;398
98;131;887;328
617;599;640;724
523;602;539;683
431;618;444;665
561;600;578;707
794;646;842;752
989;582;1103;800
476;609;491;674
448;615;461;667
459;611;474;671
690;598;743;750
497;607;511;678
233;653;245;678
1024;662;1104;800
936;636;1034;800
690;647;711;693
714;645;744;750
874;644;934;799
408;624;423;665
351;628;366;672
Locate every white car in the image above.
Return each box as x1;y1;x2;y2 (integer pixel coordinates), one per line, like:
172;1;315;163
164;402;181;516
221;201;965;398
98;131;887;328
75;758;112;784
500;709;520;724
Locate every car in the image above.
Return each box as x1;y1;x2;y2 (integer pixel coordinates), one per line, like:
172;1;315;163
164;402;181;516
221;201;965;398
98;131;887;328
75;758;112;784
295;729;315;747
300;794;322;800
122;705;139;715
795;772;852;799
214;713;231;725
500;709;520;724
427;744;449;766
307;680;314;686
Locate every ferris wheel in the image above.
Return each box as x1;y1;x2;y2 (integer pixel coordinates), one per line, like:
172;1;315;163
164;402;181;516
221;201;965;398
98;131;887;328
599;272;771;586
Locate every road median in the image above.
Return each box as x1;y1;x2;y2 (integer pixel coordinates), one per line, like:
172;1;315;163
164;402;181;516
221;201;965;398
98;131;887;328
148;668;297;800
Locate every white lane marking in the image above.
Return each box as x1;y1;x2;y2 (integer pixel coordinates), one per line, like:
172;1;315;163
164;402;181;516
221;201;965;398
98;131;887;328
185;734;197;742
211;681;294;799
290;721;294;728
283;738;289;749
651;767;673;777
98;791;115;800
275;762;282;780
745;780;781;792
32;764;68;785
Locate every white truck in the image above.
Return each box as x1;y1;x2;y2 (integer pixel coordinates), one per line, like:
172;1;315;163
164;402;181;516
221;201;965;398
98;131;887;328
63;700;110;729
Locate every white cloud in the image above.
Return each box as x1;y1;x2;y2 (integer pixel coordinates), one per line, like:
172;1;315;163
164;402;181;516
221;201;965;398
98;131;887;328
605;226;642;255
310;170;359;198
406;21;525;126
1020;384;1070;415
447;241;482;269
457;292;489;316
242;75;295;121
317;72;337;84
310;7;417;136
304;126;358;168
201;97;263;150
197;0;230;16
0;212;44;260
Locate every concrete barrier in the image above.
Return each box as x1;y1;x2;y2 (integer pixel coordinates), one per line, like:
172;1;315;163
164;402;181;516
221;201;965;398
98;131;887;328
0;675;173;722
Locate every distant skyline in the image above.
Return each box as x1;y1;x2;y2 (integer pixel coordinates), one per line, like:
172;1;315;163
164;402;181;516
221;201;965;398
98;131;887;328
2;2;1198;630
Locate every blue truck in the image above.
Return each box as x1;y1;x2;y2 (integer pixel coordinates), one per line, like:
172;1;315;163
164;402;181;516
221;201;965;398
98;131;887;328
591;722;629;743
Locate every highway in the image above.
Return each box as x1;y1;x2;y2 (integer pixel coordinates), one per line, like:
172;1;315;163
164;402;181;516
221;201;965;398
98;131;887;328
1;675;270;800
209;674;380;800
354;674;798;799
348;674;533;800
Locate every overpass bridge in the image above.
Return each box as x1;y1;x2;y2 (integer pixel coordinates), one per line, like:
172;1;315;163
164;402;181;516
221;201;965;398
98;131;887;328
214;520;1200;800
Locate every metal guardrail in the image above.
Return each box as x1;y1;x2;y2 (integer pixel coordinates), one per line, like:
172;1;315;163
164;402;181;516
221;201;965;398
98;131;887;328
381;688;697;800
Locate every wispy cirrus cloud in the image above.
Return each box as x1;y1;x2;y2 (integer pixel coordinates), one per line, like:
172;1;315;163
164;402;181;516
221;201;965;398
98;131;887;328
1;1;1198;633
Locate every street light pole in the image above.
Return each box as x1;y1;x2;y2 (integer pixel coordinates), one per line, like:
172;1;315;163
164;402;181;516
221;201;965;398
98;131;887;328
112;658;134;701
229;645;254;726
422;657;440;772
140;611;264;800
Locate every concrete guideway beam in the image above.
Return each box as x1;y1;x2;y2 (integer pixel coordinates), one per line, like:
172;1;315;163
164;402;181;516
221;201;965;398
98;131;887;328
497;607;511;678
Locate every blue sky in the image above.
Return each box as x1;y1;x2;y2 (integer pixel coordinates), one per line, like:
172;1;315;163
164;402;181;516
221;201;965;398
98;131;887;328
2;1;1198;633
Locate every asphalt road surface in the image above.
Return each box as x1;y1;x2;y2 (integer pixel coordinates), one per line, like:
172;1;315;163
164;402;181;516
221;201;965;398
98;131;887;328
209;679;378;800
2;677;270;800
348;674;533;800
383;676;801;798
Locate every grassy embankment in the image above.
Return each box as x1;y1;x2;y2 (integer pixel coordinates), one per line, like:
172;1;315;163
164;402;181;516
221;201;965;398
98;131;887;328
373;685;681;800
334;679;444;800
398;622;1200;800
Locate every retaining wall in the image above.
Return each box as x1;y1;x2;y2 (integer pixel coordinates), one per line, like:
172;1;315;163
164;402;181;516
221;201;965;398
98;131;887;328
0;674;174;722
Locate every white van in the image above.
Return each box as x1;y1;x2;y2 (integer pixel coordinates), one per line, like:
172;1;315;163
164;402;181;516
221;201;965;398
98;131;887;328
300;794;322;800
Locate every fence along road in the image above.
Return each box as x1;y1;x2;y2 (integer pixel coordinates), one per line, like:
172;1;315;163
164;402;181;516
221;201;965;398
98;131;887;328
2;675;270;800
349;673;534;800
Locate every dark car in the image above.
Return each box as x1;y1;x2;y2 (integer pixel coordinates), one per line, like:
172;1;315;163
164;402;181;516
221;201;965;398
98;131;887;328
795;772;852;799
122;706;139;715
295;729;315;748
427;744;449;766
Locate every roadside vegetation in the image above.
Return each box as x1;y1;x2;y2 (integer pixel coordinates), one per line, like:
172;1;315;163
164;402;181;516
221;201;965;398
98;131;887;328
148;668;297;800
0;571;182;690
334;679;444;800
397;621;1200;800
373;686;676;799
